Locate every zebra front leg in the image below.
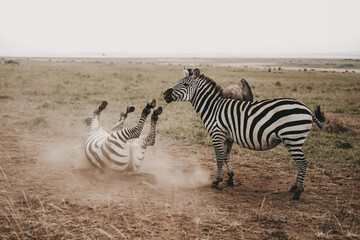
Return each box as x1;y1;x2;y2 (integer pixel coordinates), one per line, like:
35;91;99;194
225;139;235;186
111;105;136;132
119;99;156;141
142;106;162;148
211;138;227;188
88;101;108;130
82;101;108;145
287;147;307;200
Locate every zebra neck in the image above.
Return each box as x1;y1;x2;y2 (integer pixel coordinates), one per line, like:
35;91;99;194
191;80;222;122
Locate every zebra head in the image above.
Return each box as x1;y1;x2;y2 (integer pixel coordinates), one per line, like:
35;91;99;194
163;66;201;103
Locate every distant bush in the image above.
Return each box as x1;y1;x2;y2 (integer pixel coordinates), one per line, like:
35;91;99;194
5;59;20;65
340;64;354;68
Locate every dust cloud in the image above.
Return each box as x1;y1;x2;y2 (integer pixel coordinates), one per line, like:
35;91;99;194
38;140;91;171
38;138;210;190
141;147;211;189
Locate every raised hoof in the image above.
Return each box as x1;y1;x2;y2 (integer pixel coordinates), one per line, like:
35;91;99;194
98;101;108;112
127;105;135;113
154;106;163;116
84;117;92;126
146;99;156;109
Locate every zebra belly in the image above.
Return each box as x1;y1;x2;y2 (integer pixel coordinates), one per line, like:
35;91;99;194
85;130;109;169
129;136;146;172
231;133;281;151
85;130;131;171
259;133;282;150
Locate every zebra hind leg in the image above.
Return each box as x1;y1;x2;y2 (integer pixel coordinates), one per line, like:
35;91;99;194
142;106;162;147
88;101;108;130
225;139;235;186
144;99;156;113
287;147;307;200
152;106;163;120
211;139;228;188
121;105;136;120
95;101;108;115
111;105;136;132
120;99;156;141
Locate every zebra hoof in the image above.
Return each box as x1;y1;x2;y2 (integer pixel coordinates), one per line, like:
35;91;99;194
290;187;303;200
211;181;220;189
291;193;300;200
211;177;223;189
154;106;163;116
127;105;135;113
98;101;108;112
227;172;234;186
289;185;297;193
227;179;234;186
146;99;156;109
291;190;302;200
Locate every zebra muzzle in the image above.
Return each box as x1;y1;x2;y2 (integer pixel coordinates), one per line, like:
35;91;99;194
163;88;174;103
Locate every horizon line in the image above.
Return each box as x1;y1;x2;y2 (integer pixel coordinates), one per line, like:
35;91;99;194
1;51;360;59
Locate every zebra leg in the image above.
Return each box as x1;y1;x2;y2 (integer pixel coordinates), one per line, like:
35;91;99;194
225;139;235;186
287;147;307;200
111;105;136;132
88;101;108;131
118;99;156;141
141;106;162;147
211;138;227;188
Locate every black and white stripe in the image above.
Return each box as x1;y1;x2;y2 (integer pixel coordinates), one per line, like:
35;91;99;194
163;67;325;200
82;100;161;172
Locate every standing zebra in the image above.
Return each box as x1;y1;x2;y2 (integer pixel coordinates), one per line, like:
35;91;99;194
82;99;162;172
163;67;325;200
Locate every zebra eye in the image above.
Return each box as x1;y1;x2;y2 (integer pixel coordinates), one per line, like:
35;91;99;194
183;83;189;87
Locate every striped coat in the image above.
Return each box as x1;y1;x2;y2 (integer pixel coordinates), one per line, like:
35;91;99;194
82;100;161;172
163;67;325;200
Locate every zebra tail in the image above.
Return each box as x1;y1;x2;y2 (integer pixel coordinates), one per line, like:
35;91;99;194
313;105;325;129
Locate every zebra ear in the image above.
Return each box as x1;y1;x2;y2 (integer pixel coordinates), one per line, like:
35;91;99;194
193;68;200;78
183;66;189;77
240;79;254;101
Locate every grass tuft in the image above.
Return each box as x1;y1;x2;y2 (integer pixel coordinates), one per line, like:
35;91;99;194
17;116;48;129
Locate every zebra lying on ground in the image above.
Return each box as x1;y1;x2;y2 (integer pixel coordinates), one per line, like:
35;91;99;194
82;99;162;172
223;78;254;102
163;67;325;200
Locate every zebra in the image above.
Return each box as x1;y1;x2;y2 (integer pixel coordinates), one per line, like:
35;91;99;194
223;78;254;101
82;99;162;172
163;67;325;200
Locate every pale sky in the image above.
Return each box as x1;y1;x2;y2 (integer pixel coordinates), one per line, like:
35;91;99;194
1;0;360;57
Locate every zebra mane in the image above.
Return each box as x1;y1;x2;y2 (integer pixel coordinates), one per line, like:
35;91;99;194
198;74;224;96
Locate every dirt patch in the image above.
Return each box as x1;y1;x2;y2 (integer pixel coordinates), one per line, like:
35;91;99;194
0;121;359;239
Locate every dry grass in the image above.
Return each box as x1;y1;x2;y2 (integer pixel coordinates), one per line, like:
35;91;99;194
0;58;359;239
324;113;360;134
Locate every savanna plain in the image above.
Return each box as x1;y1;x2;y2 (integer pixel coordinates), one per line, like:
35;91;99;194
0;58;359;239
